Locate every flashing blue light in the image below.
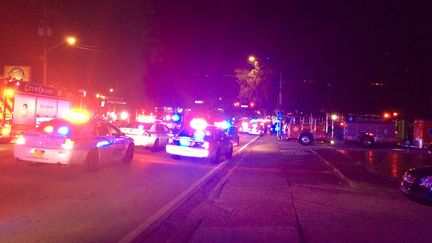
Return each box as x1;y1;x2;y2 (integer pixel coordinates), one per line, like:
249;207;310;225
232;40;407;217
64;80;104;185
96;140;111;147
179;137;191;146
348;116;354;122
172;113;181;122
194;130;205;142
57;126;70;136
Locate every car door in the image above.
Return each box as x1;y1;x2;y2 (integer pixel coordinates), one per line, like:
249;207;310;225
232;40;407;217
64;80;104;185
106;123;128;160
156;123;170;146
212;130;226;154
218;130;230;154
94;123;113;163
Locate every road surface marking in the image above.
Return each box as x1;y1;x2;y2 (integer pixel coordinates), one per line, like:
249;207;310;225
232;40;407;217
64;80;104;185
309;149;355;187
119;136;260;243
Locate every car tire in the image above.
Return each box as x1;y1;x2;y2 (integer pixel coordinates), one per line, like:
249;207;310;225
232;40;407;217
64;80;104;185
172;155;181;160
83;149;99;172
299;133;313;145
211;149;220;163
360;136;374;147
151;139;160;152
122;144;134;164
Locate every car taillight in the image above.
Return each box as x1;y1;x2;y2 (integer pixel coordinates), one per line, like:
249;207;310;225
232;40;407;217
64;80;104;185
203;141;210;150
15;135;26;145
61;138;74;150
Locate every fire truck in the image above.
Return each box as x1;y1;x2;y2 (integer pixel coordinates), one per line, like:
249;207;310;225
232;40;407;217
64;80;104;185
0;81;71;140
284;112;343;145
343;114;397;147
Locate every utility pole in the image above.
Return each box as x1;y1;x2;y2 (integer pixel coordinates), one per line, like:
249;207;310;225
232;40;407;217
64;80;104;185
278;71;283;109
38;2;52;85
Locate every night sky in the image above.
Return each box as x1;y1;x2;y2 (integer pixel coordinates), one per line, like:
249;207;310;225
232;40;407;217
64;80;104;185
1;0;431;118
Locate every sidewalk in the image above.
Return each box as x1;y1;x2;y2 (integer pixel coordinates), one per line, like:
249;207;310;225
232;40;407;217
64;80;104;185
188;135;302;242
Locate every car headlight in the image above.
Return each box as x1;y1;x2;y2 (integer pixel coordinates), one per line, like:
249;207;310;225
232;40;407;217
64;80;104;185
419;176;432;189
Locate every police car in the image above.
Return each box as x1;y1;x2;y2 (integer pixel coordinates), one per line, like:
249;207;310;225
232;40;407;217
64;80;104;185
13;117;134;171
119;121;170;151
166;118;234;163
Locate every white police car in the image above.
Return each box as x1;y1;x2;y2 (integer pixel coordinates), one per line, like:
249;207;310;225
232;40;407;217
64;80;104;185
14;117;134;171
166;118;233;163
119;121;170;151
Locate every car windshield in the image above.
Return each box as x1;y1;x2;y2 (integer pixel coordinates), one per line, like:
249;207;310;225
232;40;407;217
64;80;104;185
177;127;213;140
126;122;153;130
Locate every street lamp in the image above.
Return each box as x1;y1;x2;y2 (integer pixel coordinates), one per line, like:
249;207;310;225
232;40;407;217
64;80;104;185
43;35;77;85
248;55;256;63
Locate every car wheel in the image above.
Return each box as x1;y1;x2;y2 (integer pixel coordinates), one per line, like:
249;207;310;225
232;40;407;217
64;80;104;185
83;149;99;172
211;149;220;163
360;136;374;147
299;133;313;145
122;143;134;164
172;155;181;160
151;139;160;152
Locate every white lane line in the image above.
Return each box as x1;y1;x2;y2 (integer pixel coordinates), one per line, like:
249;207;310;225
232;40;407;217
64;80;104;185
309;149;355;187
235;136;260;155
119;136;260;243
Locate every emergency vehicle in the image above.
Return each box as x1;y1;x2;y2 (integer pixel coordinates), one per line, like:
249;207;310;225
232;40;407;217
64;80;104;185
166;118;233;163
1;81;71;139
284;112;343;145
343;114;397;147
412;120;432;149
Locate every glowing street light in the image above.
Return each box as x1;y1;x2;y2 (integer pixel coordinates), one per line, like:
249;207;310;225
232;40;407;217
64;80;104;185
248;55;256;63
66;36;77;45
43;35;77;85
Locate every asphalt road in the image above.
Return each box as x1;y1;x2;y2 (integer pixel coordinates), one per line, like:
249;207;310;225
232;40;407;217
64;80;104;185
1;135;431;242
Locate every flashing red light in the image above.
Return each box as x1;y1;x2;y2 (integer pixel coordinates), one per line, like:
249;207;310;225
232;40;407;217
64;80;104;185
383;113;390;119
393;112;399;117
